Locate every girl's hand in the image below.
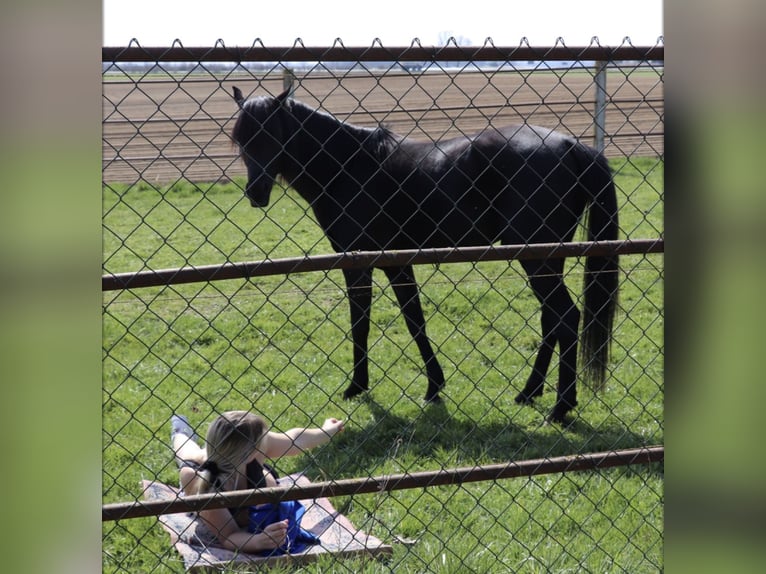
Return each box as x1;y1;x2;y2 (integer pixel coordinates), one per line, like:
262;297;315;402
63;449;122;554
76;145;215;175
322;418;345;437
261;519;288;549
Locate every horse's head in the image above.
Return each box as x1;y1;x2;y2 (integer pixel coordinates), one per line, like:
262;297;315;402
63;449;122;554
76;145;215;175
231;87;290;207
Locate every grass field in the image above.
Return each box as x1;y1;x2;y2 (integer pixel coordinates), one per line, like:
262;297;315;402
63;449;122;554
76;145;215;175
102;156;663;573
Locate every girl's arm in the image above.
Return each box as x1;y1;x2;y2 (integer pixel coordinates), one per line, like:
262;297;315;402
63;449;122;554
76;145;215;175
263;418;345;458
199;508;289;553
180;469;290;553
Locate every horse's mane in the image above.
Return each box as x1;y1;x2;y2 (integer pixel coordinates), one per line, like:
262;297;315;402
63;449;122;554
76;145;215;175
278;98;397;160
364;124;398;159
231;95;399;161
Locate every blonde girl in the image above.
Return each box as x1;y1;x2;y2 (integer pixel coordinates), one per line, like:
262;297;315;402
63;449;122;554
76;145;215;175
171;410;344;553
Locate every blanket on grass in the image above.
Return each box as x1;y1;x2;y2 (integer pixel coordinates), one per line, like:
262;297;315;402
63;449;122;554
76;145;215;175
141;474;392;572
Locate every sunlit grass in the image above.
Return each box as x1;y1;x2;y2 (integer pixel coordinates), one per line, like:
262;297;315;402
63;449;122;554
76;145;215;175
102;157;663;573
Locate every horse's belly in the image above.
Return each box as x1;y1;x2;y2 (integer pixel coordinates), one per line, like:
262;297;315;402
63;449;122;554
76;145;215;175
392;208;502;248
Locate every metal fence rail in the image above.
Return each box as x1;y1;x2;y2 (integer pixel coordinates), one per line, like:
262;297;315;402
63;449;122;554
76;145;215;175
103;239;664;291
102;39;663;573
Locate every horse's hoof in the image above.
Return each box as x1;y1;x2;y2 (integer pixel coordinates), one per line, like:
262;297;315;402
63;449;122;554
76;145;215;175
514;392;535;405
545;415;574;428
546;404;576;426
424;393;443;404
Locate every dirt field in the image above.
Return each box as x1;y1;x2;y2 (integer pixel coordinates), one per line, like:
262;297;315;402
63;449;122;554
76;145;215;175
103;66;663;184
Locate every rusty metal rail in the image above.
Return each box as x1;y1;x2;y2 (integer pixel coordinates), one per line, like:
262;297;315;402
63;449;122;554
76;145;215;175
103;44;663;63
103;445;663;522
102;238;664;291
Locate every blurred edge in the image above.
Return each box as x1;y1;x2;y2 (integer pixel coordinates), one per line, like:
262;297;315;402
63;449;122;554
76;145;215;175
1;0;764;572
667;1;766;573
0;1;102;573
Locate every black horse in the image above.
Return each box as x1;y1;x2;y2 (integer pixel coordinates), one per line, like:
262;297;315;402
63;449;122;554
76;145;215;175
231;87;618;423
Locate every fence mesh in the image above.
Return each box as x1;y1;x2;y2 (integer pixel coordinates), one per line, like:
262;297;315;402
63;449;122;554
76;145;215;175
103;40;663;573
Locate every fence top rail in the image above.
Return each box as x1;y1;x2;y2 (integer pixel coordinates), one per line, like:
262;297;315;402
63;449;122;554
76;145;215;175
102;43;664;63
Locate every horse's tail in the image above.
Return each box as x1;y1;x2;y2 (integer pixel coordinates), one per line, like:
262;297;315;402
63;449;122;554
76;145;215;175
575;144;619;391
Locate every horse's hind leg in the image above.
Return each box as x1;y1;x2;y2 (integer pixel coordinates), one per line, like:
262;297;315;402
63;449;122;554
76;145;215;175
514;260;580;423
383;265;445;402
342;268;374;400
514;319;557;404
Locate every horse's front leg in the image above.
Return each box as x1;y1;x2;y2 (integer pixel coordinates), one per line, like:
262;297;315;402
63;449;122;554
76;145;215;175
515;318;557;404
342;268;374;400
383;265;445;402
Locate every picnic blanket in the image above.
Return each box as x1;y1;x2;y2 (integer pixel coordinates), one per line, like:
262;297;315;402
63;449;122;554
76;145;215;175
142;474;393;572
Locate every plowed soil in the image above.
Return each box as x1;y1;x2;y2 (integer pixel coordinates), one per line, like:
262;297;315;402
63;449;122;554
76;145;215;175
103;67;663;184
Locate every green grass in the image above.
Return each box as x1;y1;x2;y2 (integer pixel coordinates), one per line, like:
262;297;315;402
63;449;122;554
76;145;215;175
102;156;663;572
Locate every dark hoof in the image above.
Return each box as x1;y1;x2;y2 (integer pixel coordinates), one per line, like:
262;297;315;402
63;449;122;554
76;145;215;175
424;393;443;404
514;391;536;405
546;403;577;426
343;384;367;400
545;413;570;426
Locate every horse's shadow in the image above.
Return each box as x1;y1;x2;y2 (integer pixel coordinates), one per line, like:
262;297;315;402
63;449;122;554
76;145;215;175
300;395;662;483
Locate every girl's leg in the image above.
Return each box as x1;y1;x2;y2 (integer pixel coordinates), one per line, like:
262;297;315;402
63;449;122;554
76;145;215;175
171;415;205;465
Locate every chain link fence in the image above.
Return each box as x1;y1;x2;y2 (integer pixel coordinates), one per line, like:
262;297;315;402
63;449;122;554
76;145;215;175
103;40;663;573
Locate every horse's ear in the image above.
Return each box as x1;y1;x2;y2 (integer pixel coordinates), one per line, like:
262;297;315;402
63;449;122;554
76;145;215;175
232;86;245;109
276;88;291;108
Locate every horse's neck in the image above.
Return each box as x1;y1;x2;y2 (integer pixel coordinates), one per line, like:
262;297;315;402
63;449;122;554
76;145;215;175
290;102;371;142
283;102;374;189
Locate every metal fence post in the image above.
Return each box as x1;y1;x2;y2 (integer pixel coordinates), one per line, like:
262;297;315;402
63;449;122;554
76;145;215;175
593;60;608;153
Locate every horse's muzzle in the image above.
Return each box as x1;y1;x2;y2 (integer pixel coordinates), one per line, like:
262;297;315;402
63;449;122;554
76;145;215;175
248;194;268;208
244;178;272;208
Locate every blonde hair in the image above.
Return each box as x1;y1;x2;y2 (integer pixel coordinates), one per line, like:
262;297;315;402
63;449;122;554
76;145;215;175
192;411;268;495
